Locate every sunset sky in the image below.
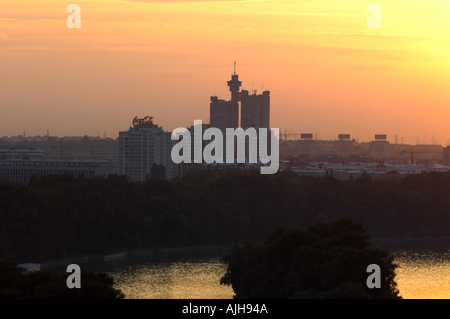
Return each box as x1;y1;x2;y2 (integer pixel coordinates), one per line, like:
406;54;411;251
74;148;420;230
1;0;450;143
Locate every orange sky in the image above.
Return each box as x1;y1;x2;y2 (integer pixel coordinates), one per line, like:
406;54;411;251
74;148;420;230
1;0;450;143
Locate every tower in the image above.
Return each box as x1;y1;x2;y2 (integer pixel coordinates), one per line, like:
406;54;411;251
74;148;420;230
210;63;269;132
227;70;241;129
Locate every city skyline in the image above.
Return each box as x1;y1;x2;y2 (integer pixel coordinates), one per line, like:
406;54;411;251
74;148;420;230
1;1;450;144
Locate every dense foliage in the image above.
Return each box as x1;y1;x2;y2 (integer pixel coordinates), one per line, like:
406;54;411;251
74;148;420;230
220;218;401;299
150;163;167;180
1;169;450;262
0;262;124;299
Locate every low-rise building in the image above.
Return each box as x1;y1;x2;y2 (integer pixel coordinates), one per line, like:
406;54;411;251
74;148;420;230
444;146;450;166
0;157;112;184
370;140;390;159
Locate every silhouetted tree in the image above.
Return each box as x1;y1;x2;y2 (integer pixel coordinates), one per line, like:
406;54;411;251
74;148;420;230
2;170;450;262
150;163;166;180
220;218;401;299
0;262;124;299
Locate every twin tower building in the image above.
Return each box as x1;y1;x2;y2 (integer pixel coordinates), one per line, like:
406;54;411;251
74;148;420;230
210;72;270;132
119;70;271;181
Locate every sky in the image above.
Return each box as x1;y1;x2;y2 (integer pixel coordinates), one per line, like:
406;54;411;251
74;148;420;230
1;0;450;143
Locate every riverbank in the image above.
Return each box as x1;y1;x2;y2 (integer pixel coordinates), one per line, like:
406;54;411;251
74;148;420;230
40;236;450;272
40;244;239;272
371;236;450;252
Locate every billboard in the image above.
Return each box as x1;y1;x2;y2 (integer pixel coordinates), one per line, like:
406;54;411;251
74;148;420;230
338;134;351;140
375;134;387;140
301;133;313;139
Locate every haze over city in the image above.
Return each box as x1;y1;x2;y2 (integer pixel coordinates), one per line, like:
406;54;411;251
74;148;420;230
1;0;450;143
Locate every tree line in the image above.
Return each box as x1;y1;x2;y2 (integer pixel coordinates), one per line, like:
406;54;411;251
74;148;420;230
1;169;450;263
0;262;124;299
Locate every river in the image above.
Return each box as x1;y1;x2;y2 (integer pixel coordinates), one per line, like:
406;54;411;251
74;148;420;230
42;238;450;299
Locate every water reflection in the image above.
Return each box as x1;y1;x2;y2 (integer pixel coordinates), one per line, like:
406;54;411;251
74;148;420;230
108;250;450;299
110;258;234;299
393;250;450;299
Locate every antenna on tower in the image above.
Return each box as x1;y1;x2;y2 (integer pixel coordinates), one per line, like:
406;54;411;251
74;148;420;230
234;61;236;75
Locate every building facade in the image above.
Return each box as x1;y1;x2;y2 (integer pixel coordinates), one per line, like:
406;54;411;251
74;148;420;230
370;140;390;159
334;140;354;158
240;90;270;129
296;139;316;158
119;117;177;181
444;146;450;166
0;148;112;184
210;97;234;133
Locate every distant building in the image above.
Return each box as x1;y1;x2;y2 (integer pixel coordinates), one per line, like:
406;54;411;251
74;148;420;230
335;140;353;158
296;139;316;158
315;140;336;157
188;122;213;163
182;123;273;166
240;90;270;129
370;140;390;159
0;148;112;184
210;73;241;132
210;97;235;134
210;69;270;132
0;148;44;161
444;146;450;166
119;117;177;181
389;144;443;163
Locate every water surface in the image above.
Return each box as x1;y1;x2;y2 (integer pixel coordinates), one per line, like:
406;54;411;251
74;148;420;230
105;249;450;299
393;250;450;299
111;258;233;299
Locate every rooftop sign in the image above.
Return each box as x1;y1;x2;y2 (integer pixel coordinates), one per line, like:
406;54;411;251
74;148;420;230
338;134;351;140
133;116;154;126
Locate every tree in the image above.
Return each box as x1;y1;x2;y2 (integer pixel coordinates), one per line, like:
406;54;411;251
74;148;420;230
0;262;125;299
220;218;401;299
150;163;166;180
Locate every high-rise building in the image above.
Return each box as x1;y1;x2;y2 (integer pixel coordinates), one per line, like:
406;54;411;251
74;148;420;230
210;68;270;131
210;97;234;133
119;117;177;181
188;122;213;163
240;90;270;129
227;74;241;129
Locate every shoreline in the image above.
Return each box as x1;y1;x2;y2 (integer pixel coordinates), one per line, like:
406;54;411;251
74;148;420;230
40;236;450;271
40;244;239;271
